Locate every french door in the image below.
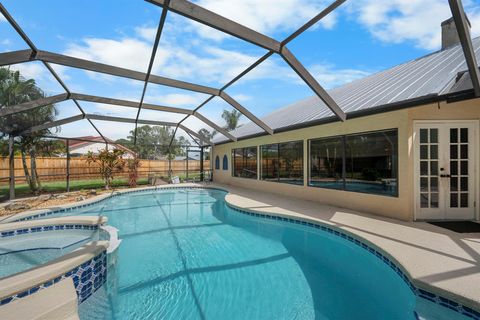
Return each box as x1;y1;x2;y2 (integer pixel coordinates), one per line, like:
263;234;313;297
414;121;478;220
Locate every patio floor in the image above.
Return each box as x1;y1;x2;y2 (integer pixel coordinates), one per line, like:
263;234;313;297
214;183;480;310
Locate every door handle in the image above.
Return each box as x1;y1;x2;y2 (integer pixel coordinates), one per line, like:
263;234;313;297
440;174;451;178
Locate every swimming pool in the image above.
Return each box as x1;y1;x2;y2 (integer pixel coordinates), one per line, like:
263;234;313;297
36;188;473;319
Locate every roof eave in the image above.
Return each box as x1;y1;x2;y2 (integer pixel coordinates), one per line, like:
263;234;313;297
212;89;476;146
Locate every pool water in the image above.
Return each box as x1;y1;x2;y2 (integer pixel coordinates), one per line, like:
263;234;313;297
46;189;468;319
309;181;397;196
0;230;97;279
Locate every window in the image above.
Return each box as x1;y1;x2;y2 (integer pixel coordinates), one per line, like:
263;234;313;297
215;156;220;170
309;129;398;196
232;147;257;179
345;130;397;196
309;136;344;189
261;141;303;185
222;154;228;170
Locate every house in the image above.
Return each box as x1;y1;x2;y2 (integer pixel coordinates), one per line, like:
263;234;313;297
212;18;480;222
68;136;135;158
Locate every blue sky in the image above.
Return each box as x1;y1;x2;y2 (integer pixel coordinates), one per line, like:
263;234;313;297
2;0;480;141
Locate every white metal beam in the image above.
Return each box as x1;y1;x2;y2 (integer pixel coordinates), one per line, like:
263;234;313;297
193;111;237;141
220;91;274;134
23;114;84;134
0;49;33;66
35;50;220;96
280;47;346;121
71;93;193;115
0;93;69;117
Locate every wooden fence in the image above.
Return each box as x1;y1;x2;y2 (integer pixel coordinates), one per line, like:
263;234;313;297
0;157;210;184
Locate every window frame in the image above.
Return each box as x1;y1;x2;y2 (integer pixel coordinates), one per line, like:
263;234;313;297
260;139;304;186
231;146;258;179
308;128;399;197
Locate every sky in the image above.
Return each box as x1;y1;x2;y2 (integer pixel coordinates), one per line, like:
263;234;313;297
2;0;480;142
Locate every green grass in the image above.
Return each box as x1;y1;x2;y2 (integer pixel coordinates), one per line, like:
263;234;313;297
0;170;208;201
0;178;149;200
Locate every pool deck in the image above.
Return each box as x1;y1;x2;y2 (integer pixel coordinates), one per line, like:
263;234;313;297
214;183;480;311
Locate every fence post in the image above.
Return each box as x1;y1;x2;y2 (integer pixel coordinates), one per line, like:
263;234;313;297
186;147;189;180
66;139;70;192
8;135;15;200
200;146;204;182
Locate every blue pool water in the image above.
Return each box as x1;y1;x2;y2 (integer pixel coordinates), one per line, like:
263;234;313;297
309;181;397;196
34;188;470;319
0;229;97;279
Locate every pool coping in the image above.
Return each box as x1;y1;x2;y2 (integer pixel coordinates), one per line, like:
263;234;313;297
0;240;108;304
2;183;479;319
0;216;107;234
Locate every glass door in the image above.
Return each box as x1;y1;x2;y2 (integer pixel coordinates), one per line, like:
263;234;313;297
414;122;477;220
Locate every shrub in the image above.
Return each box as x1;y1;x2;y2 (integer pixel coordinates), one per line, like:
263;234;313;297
86;149;126;190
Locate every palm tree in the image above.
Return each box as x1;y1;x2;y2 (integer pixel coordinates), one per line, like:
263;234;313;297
198;128;216;142
0;68;58;193
221;109;242;131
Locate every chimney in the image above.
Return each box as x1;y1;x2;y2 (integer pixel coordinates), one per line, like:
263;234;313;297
441;16;471;50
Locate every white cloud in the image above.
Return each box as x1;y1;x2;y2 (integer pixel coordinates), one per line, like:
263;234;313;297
231;94;252;102
193;0;337;39
310;64;371;89
145;93;206;107
0;13;6;23
64;38;152;72
348;0;480;50
12;63;45;80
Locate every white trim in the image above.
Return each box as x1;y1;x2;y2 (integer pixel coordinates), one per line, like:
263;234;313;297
413;120;479;221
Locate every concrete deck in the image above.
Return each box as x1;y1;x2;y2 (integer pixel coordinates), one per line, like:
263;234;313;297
0;278;79;320
217;183;480;311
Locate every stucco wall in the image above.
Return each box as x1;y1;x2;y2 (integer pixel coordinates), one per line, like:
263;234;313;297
212;98;480;221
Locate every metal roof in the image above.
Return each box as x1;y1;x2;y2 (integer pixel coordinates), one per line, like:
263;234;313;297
214;37;480;143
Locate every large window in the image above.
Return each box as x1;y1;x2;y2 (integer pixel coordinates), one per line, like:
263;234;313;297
261;141;303;185
232;147;257;179
309;129;398;196
309;136;344;189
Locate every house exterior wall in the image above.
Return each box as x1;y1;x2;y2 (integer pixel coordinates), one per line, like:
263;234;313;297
212;98;480;221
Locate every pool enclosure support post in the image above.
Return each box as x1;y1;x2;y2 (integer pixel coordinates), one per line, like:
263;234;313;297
8;135;15;200
66;139;70;193
168;157;171;178
200;146;204;182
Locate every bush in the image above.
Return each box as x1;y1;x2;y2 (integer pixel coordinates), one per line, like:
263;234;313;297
85;149;126;190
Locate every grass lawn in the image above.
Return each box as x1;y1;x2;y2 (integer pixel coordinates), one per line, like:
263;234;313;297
0;170;208;201
0;178;149;200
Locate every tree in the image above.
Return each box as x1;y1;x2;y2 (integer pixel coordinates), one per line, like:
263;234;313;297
85;149;126;190
0;68;58;193
221;109;242;131
126;125;190;159
198;128;216;142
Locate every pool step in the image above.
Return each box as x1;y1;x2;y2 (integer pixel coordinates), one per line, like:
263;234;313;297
0;278;79;320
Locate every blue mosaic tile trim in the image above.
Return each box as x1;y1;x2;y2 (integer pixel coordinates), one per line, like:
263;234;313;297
227;205;480;320
0;250;107;306
14;186;227;222
1;224;98;238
